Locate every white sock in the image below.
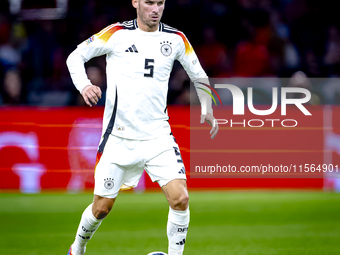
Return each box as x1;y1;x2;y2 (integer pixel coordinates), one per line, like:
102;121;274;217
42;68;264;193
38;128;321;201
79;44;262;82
72;204;103;255
167;207;190;255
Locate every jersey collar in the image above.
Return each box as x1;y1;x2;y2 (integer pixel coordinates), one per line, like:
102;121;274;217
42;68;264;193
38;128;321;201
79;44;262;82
134;19;162;33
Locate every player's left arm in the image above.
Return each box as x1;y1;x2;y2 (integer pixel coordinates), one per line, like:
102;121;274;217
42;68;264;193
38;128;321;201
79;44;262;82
200;112;218;139
176;33;218;139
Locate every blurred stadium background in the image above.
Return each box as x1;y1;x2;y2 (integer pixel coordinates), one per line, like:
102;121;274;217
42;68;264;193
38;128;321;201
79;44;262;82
1;1;340;254
1;0;340;106
1;0;340;192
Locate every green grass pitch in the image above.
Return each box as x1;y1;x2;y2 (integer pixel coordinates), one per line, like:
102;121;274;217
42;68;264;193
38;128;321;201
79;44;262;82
1;191;340;255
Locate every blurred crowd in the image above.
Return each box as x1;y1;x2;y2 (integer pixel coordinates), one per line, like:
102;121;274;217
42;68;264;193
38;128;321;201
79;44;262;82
1;0;340;106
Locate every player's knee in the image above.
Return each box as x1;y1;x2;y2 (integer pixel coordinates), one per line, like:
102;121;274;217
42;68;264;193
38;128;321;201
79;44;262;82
170;193;189;211
92;196;115;219
93;204;112;219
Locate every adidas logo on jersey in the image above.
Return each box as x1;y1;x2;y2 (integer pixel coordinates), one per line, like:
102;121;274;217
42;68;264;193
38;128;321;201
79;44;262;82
125;44;138;53
178;167;185;174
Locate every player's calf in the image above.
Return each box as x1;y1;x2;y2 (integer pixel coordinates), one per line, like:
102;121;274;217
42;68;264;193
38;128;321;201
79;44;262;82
167;207;190;255
69;204;103;255
69;196;115;255
162;180;190;254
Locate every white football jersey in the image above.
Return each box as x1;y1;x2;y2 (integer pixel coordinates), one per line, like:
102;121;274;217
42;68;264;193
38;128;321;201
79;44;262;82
67;19;212;141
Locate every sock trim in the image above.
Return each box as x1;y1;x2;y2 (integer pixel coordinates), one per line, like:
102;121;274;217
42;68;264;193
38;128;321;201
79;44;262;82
168;206;190;225
85;204;102;226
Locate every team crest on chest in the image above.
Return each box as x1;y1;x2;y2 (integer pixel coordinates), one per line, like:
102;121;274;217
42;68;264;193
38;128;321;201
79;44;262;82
160;41;172;57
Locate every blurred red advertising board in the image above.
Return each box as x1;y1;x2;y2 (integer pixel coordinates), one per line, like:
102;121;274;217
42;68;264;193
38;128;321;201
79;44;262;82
1;106;338;193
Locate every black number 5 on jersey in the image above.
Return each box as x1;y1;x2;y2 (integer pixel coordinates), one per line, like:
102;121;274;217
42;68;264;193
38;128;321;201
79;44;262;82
144;59;154;78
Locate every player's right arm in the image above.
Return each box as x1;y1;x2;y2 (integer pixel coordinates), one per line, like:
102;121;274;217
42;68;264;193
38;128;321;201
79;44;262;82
66;46;102;106
66;23;118;106
80;85;102;107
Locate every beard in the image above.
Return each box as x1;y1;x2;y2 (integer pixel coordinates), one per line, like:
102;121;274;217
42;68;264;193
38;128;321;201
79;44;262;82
138;9;161;29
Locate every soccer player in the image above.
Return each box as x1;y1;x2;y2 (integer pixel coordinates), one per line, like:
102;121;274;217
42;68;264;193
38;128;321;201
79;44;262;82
66;0;218;254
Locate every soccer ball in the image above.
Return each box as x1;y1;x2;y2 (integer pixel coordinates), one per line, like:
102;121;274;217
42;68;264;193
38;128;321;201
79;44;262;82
147;252;167;255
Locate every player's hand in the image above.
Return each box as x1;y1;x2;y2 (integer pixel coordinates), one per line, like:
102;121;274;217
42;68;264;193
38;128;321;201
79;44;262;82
81;85;102;107
200;113;218;139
